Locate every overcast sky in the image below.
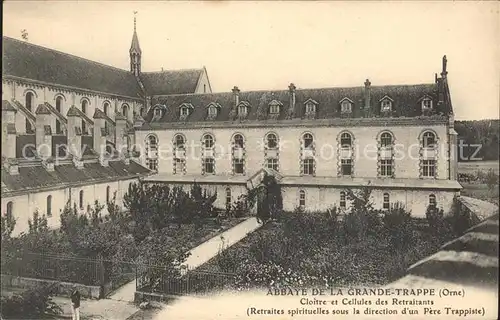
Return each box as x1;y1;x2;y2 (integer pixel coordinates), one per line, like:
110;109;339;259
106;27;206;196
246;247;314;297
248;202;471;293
3;1;499;120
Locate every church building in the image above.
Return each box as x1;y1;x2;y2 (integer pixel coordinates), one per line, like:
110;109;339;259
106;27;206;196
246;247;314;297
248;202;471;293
2;18;461;235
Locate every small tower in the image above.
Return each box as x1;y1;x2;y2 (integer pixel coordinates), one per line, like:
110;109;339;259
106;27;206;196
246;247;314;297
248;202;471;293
130;12;142;76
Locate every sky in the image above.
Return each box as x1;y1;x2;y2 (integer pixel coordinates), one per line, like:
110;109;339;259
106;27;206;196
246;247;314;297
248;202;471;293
3;1;499;120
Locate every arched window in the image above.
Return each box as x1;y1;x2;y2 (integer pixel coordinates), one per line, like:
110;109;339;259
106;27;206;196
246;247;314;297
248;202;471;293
174;134;185;149
81;100;88;134
380;132;393;147
122;104;130;119
233;134;244;148
147;135;158;150
340;191;346;209
340;132;352;148
55;96;63;134
25;92;34;111
6;201;13;216
106;186;111;203
106;145;112;155
103;102;109;116
46;195;52;217
266;133;278;149
299;190;306;208
225;188;232;212
208;106;218;117
302;158;315;176
429;194;436;208
146;135;159;171
383;193;390;210
79;190;84;209
422;131;436;148
25;92;34;133
203;134;214;149
303;133;314;149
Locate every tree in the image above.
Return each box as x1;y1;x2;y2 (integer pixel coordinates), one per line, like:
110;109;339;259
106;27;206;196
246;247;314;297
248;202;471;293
1;210;16;244
249;173;283;224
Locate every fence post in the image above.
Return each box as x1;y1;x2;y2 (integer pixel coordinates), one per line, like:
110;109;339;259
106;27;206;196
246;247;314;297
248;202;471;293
98;254;105;298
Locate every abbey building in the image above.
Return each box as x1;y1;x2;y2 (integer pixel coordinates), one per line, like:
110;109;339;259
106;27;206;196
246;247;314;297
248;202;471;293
2;20;461;235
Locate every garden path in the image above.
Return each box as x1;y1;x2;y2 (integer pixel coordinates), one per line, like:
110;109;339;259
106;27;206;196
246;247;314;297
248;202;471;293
108;217;261;302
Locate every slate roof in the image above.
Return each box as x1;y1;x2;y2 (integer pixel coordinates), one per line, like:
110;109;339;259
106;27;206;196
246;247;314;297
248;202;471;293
1;160;151;195
140;69;204;95
144;83;451;124
2;37;142;98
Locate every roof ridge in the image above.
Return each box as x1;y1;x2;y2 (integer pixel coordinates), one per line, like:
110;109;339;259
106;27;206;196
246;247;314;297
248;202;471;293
3;36;131;74
153;82;436;99
141;67;204;74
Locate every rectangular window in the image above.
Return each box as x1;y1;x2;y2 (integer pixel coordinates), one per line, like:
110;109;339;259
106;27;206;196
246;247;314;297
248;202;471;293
341;159;352;176
340;192;346;209
233;158;244;174
422;160;436;177
266;158;279;171
341;101;352;113
380;159;393;177
147;159;158;171
383;194;390;210
269;104;279;114
174;158;185;174
305;103;316;113
302;159;315;175
299;192;306;207
204;158;215;174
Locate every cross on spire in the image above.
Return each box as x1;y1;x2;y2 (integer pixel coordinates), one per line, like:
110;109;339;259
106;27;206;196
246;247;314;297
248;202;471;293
133;11;138;32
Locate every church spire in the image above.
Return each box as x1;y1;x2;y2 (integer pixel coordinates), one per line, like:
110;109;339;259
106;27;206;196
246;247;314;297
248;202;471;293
130;11;142;75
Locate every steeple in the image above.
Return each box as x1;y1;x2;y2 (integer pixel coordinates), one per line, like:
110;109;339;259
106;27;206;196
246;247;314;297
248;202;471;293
130;11;142;76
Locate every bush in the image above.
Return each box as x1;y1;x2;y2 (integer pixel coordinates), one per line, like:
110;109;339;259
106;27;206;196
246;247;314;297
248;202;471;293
0;284;62;319
382;202;414;250
342;188;383;242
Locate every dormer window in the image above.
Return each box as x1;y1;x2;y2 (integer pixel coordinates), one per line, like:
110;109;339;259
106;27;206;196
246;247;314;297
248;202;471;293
236;101;251;119
381;99;392;112
208;106;218;117
269;100;282;114
340;98;353;113
206;103;221;120
305;102;316;113
178;103;194;120
422;98;433;111
304;99;318;118
180;107;190;117
238;105;248;116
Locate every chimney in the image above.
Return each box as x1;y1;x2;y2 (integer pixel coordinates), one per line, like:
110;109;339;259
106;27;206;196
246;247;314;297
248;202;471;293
364;79;371;112
287;83;296;119
93;109;109;167
232;86;240;107
66;106;83;161
35;104;52;161
115;113;127;157
4;158;19;175
2;101;17;160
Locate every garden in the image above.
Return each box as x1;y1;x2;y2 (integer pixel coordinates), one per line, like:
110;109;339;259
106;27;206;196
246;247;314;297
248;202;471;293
196;178;476;292
0;182;247;319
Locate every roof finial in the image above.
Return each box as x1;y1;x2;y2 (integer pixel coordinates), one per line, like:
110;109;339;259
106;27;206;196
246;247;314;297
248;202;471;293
133;11;138;32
